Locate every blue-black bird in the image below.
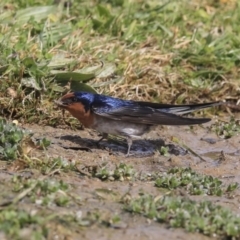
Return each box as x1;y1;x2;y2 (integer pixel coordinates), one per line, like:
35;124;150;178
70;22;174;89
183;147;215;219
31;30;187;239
55;91;221;155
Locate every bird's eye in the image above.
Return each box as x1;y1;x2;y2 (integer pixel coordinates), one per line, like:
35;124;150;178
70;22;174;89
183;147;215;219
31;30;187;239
66;97;78;104
62;97;78;105
73;97;78;102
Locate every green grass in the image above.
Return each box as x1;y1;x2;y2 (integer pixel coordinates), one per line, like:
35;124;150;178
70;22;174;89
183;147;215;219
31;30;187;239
0;0;239;124
91;163;238;197
155;167;238;196
94;162;136;181
12;177;70;206
125;193;240;238
211;117;240;138
0;118;51;161
0;118;30;160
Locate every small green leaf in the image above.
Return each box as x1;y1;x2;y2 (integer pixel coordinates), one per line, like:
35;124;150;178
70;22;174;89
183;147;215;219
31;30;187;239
47;54;76;70
21;78;41;91
96;63;116;78
22;57;38;68
124;20;137;40
51;84;65;92
0;65;9;75
97;5;111;18
52;71;95;83
41;23;72;45
37;138;51;149
15;6;58;24
92;18;103;29
70;82;97;93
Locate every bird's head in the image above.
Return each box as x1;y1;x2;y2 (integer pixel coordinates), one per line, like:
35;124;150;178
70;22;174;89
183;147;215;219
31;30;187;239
55;92;95;127
54;92;78;109
55;91;94;113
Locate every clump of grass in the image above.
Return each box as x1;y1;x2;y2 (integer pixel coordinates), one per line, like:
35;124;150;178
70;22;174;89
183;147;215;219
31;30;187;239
125;193;240;238
211;118;240;139
159;146;170;156
0;0;239;126
27;156;76;174
155;167;238;196
12;177;70;207
90;164;238;197
0;209;48;238
0;118;31;160
94;163;136;181
0;118;51;161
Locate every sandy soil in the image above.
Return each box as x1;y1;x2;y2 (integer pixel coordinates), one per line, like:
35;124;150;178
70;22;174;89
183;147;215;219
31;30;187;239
1;118;239;239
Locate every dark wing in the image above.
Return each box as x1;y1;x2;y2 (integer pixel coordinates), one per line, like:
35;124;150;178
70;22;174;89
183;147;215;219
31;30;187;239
136;101;222;115
92;103;214;126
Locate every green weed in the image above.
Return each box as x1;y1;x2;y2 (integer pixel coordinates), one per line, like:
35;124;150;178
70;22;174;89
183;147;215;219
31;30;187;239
211;118;240;139
0;209;48;239
94;163;136;181
12;176;70;207
155;167;238;196
125;193;240;238
0;119;31;160
0;0;239;125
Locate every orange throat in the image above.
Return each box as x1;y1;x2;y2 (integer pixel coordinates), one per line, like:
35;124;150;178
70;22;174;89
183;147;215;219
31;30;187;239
64;102;95;128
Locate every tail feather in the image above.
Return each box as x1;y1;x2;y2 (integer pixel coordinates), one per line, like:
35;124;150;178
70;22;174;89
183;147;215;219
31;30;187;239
137;101;222;115
151;115;211;126
165;102;222;115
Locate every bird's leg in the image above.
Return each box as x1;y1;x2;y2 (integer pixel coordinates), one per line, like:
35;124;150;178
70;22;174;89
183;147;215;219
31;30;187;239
97;133;108;144
126;137;133;156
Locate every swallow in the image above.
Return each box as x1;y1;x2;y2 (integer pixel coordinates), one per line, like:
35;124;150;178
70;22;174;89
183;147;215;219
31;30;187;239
55;91;221;156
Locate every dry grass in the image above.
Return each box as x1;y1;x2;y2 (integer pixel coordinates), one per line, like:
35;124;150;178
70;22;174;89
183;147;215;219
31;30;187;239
0;0;239;124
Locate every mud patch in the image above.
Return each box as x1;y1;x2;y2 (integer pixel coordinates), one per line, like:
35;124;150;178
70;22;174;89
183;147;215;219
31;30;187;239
0;120;239;239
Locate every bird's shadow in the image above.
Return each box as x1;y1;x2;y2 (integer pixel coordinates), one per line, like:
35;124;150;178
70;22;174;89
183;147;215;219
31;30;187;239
58;135;187;157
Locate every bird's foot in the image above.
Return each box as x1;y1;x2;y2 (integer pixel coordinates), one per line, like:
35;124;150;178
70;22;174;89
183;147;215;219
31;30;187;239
96;133;108;147
125;137;133;157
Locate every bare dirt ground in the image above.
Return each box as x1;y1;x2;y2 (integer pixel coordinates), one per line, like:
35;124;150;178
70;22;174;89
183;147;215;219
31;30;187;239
1;117;240;240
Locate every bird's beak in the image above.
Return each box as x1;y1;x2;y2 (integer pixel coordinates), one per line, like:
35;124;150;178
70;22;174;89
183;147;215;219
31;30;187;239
54;99;67;108
54;92;75;109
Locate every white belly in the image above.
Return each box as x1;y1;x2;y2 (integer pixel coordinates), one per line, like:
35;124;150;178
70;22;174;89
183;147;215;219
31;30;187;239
92;116;152;138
